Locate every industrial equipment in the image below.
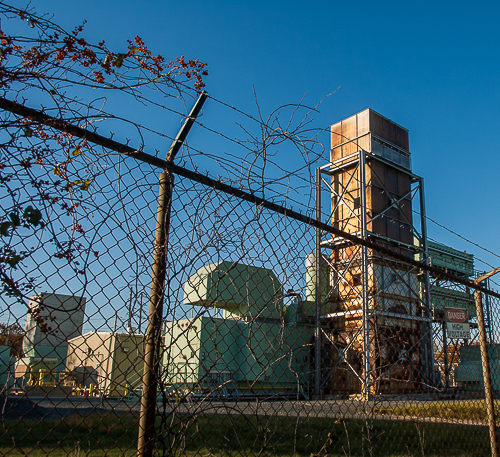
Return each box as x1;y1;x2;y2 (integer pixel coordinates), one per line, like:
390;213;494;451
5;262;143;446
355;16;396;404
164;261;312;398
15;293;86;387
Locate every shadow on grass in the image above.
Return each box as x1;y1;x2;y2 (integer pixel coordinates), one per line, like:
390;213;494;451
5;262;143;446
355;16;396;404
0;412;491;456
0;412;139;456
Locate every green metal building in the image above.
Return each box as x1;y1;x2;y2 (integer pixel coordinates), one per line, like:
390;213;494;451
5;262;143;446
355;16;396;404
422;240;475;317
163;261;313;397
455;344;500;391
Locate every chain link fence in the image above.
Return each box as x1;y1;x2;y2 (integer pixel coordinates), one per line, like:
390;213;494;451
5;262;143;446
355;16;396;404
0;99;499;457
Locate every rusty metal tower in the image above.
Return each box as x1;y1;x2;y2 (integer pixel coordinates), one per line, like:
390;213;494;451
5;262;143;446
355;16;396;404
314;109;433;397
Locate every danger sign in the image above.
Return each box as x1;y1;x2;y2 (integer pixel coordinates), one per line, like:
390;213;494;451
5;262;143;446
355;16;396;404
446;309;468;323
445;308;470;339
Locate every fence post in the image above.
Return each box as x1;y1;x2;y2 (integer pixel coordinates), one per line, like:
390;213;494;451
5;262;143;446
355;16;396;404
137;171;173;456
137;91;207;456
314;167;321;397
474;268;500;457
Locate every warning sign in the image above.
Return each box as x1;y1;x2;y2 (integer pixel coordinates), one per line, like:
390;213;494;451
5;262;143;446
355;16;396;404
445;308;470;340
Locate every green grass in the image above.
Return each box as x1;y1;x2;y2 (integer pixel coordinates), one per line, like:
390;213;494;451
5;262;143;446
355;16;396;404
0;412;139;456
0;413;492;456
375;400;500;422
167;415;490;456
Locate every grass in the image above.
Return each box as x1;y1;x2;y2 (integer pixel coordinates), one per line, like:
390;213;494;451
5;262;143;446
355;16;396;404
0;412;492;456
374;400;500;422
0;412;139;456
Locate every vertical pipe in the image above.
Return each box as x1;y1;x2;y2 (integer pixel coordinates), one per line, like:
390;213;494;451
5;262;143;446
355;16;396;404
101;312;118;397
483;278;493;343
442;321;450;391
137;171;173;457
418;178;434;388
128;288;133;333
359;150;370;399
475;289;499;457
314;167;322;397
138;296;143;334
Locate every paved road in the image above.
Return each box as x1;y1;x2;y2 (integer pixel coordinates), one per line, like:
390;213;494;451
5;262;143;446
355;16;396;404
1;395;490;429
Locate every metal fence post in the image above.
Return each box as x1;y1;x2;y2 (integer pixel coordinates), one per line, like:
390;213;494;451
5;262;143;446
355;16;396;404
314;167;321;397
137;171;173;456
475;266;500;457
475;288;499;457
137;91;207;456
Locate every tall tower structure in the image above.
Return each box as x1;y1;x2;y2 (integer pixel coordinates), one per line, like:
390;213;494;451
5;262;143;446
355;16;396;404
315;109;432;396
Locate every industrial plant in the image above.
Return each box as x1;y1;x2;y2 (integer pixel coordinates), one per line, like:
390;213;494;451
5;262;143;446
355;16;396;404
162;109;491;399
1;109;495;400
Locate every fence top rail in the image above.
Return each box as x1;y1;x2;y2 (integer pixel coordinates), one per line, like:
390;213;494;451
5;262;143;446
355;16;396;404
1;95;498;300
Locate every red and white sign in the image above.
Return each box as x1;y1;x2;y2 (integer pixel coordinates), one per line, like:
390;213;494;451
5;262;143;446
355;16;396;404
445;308;470;339
445;309;468;323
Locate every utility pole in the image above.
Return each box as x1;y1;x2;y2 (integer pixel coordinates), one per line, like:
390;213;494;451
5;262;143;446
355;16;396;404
475;266;500;457
137;91;208;457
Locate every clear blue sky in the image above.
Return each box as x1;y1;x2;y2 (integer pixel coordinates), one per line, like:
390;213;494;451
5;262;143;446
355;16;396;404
30;0;500;277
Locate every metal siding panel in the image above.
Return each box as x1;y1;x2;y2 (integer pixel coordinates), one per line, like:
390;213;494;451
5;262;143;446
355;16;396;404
368;159;385;188
359;134;371;152
383;118;396;145
395;125;409;151
398;172;411;196
369;186;388;213
368;217;387;237
331;122;342;148
342;116;357;156
386;217;400;240
369;110;384;138
400;223;413;244
357;110;370;136
401;198;413;224
342;116;357;142
384;166;398;194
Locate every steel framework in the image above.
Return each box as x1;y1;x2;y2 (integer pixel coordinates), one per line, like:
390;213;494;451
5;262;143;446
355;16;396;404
314;145;436;398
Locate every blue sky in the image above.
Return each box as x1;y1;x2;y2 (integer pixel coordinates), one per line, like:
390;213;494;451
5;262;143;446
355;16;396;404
24;0;500;278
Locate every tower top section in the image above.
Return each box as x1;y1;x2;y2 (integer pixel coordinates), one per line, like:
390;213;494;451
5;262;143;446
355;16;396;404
331;108;411;170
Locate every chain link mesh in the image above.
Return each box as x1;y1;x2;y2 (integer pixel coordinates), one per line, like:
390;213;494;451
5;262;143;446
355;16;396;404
0;123;498;456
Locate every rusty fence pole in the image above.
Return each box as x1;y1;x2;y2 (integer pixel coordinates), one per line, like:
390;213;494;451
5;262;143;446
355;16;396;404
475;267;500;457
137;91;207;457
137;171;173;455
